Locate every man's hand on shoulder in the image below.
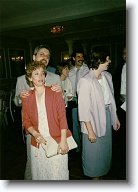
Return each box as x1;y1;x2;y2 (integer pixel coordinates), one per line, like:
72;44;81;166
20;90;30;99
51;85;62;93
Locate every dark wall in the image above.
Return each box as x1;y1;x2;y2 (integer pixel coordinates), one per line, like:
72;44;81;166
0;36;30;91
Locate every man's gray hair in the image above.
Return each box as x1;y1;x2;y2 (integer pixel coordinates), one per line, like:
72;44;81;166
33;44;51;55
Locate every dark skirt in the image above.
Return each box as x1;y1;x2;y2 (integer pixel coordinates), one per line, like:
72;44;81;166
82;108;112;177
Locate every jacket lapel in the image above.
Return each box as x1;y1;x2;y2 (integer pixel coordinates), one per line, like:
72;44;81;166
45;87;52;124
102;72;114;96
89;69;105;105
29;91;38;127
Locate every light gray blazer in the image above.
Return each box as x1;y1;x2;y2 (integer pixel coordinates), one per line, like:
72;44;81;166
14;71;61;106
69;63;89;97
77;69;117;137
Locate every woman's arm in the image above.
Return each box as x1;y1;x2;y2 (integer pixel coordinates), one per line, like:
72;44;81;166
55;91;69;130
85;121;97;143
57;129;69;154
54;91;69;154
77;78;91;122
28;126;46;146
22;98;46;145
115;114;121;131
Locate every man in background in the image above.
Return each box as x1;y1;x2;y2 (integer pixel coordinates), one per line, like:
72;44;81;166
69;49;89;152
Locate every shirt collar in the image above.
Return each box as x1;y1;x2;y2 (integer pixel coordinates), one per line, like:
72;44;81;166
75;64;84;71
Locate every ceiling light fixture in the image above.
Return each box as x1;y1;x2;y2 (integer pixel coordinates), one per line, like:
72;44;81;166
51;25;65;34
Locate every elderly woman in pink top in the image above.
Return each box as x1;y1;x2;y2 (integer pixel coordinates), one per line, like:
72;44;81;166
77;48;120;180
22;61;72;180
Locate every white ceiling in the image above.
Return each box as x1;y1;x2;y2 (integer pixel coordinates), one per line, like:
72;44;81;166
0;0;126;41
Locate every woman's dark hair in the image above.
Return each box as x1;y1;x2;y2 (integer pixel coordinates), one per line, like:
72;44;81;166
55;62;68;76
90;47;110;69
25;61;46;87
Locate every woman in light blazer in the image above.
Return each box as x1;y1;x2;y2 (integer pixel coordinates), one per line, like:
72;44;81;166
22;61;72;180
77;48;120;180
